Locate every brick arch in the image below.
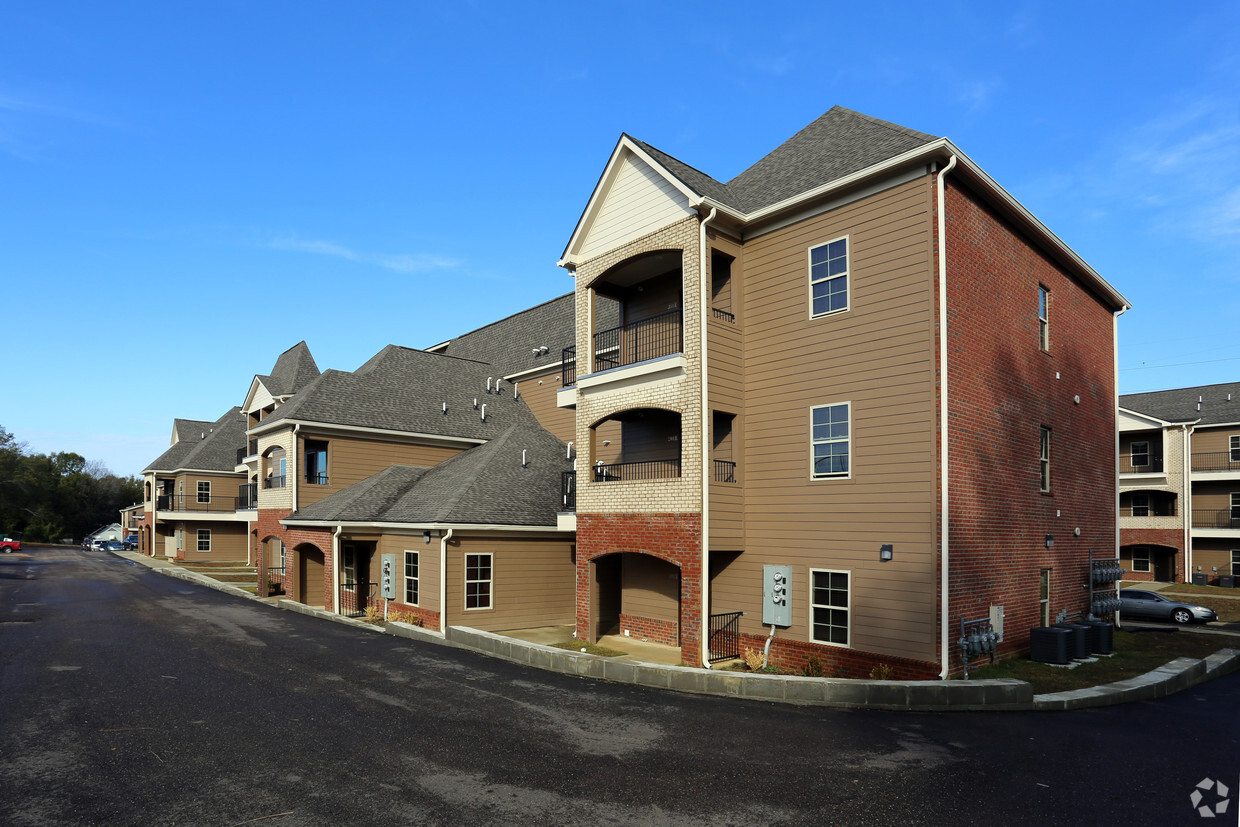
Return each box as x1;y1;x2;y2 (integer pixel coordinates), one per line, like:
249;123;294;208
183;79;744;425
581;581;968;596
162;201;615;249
586;404;682;430
585;248;684;292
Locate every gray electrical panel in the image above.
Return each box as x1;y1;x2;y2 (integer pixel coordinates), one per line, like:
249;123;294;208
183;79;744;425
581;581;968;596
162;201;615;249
380;553;397;599
762;565;792;626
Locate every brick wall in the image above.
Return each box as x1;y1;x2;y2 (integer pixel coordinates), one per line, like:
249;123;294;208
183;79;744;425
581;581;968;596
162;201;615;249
1120;528;1184;582
732;632;940;680
943;179;1118;670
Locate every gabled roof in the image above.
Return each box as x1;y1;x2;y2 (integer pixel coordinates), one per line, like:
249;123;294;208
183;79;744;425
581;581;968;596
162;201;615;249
257;341;320;397
1121;382;1240;427
428;293;575;378
173;418;214;445
289;418;570;527
145;408;246;473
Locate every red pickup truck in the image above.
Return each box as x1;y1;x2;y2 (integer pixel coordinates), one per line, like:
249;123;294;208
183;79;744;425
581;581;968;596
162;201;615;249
1;536;21;553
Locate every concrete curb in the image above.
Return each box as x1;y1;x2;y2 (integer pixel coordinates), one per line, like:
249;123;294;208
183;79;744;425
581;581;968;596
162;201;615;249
1032;649;1239;710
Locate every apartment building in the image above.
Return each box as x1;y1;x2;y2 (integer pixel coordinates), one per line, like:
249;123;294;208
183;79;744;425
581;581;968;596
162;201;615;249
1119;381;1240;584
556;106;1129;676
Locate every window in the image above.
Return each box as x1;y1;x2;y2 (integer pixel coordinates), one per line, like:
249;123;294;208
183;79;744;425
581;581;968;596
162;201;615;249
1231;435;1240;463
810;570;850;646
197;480;210;503
304;439;328;484
1131;441;1149;467
1131;493;1150;517
1038;285;1050;351
811;403;851;479
1039;568;1052;626
197;529;211;552
1232;550;1240;576
342;545;357;586
1039;426;1052;493
1131;546;1151;572
464;553;492;610
1232;493;1240;521
809;236;849;317
404;551;420;605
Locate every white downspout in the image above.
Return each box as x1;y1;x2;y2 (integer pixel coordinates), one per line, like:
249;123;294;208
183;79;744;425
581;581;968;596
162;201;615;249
936;156;957;680
698;206;718;668
1183;423;1193;580
331;524;342;615
440;528;453;633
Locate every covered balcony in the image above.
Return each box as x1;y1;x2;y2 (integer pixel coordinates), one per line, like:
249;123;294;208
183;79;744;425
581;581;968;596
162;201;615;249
584;251;683;378
1119;490;1177;518
589;408;681;483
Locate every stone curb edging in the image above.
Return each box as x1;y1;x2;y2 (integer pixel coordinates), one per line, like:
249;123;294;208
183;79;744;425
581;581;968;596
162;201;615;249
139;559;1240;712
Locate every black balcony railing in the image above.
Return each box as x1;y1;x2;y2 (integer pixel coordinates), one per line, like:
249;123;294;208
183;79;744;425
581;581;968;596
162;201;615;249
264;475;287;489
235;439;260;466
1191;509;1240;529
592;458;681;482
562;346;576;387
708;611;743;663
1191;451;1240;473
156;494;241;513
1120;456;1163;474
711;307;735;323
561;470;576;511
713;460;736;483
1120;505;1177;518
593;309;682;373
236;447;246;465
239;483;258;509
305;472;328;485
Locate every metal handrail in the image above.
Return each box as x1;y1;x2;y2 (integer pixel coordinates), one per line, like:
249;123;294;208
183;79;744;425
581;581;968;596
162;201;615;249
305;472;328;485
562;346;576;387
711;307;735;323
592;458;680;482
713;460;736;483
593;309;682;372
1191;451;1240;473
708;611;743;663
156;494;241;513
561;470;576;511
264;475;287;489
1190;509;1240;529
238;483;258;509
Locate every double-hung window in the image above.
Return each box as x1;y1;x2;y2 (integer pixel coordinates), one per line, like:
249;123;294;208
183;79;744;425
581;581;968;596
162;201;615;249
809;236;849;317
197;529;211;552
1038;286;1050;351
197;480;211;504
404;551;420;605
1231;435;1240;464
1232;549;1240;576
1131;546;1151;572
1040;426;1052;493
465;553;492;610
811;402;851;479
1130;441;1149;468
1131;493;1150;517
810;570;850;646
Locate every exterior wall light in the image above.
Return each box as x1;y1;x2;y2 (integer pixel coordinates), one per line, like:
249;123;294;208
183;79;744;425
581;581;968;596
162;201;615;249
423;531;431;544
879;543;893;562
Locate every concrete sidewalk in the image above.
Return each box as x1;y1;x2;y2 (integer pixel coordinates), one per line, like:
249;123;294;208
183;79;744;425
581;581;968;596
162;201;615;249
110;548;1240;712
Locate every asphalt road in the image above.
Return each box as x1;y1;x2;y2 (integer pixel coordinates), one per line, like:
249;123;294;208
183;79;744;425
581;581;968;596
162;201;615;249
2;545;1238;826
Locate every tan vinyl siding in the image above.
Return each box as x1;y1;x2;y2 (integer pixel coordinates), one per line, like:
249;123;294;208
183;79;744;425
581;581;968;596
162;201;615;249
377;535;441;612
515;368;576;444
620;554;679;622
182;521;248;561
297;434;465;509
1192;427;1240;455
736;175;938;662
443;536;576;631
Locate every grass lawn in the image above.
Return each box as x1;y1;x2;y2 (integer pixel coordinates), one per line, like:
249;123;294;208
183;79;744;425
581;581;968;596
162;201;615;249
967;629;1235;694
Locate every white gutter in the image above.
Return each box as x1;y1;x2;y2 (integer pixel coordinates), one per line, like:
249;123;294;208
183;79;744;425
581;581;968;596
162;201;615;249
248;418;486;447
332;525;343;615
697;206;718;668
937;155;957;680
291;423;300;515
280;520;566;533
440;528;453;633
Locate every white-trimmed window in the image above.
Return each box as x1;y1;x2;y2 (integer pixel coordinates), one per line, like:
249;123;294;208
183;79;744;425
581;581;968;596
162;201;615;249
465;553;492;610
1131;441;1149;467
404;551;420;605
1040;426;1052;493
1131;546;1151;572
1038;285;1050;352
197;480;211;503
1231;435;1240;463
809;236;849;318
1232;549;1239;576
342;545;357;586
1232;493;1240;521
811;402;851;479
1131;493;1150;517
810;570;850;646
197;529;211;552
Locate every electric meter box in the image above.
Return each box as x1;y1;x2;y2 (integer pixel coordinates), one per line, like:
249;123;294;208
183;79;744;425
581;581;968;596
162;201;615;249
763;565;792;627
380;553;397;599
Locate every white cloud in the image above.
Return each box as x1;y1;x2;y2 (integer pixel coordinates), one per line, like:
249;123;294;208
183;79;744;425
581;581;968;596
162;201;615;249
270;237;460;275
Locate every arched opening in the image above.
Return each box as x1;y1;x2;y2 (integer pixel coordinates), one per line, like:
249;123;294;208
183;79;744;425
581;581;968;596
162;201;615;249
1121;543;1179;582
589;407;681;481
263;536;287;596
263;447;287;489
294;543;325;607
587;250;683;373
591;551;682;647
1120;489;1177;517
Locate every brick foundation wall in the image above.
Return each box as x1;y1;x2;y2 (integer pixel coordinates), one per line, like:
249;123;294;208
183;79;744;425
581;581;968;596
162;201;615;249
733;632;939;680
943;179;1118;672
577;513;702;665
618;613;679;647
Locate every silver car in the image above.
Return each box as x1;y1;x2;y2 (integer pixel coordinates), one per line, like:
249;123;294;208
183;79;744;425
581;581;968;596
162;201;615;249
1119;589;1217;624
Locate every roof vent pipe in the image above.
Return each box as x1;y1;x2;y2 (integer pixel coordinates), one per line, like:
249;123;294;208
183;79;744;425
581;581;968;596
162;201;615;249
495;378;502;393
513;381;519;399
567;442;574;459
487;377;493;393
480;404;486;421
442;402;447;414
522;450;527;467
473;398;478;409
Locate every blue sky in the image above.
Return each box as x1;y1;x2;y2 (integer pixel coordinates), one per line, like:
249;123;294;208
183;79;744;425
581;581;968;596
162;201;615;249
2;2;1237;477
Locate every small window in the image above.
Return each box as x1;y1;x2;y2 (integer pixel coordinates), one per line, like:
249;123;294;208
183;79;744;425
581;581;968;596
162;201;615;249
1231;435;1240;464
465;553;492;610
811;402;851;479
810;570;849;645
197;480;211;504
1039;426;1052;493
404;551;420;606
1232;549;1239;576
197;529;211;552
1039;568;1052;626
1131;547;1151;572
1131;493;1150;517
1038;285;1050;352
304;439;328;485
342;545;357;586
1131;441;1149;468
809;237;849;318
1232;493;1240;521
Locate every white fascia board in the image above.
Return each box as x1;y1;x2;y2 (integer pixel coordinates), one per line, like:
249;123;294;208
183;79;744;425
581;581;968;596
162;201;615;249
168;467;246;476
247;418;485;448
1118;407;1184;429
1194;420;1240;430
241;376;273;415
279;520;568;534
561;136;706;267
504;363;563;383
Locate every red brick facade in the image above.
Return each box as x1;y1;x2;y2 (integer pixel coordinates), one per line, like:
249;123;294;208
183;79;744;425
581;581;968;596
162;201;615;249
1119;529;1183;582
942;179;1117;669
576;513;702;665
735;633;940;680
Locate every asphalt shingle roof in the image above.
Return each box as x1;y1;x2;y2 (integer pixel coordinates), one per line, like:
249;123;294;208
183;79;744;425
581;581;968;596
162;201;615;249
1121;382;1240;426
145;409;246;473
257;341;320;396
434;293;576;378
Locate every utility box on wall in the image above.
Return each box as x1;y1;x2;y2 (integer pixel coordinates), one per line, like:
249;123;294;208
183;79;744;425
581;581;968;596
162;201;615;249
380;554;397;599
763;565;792;626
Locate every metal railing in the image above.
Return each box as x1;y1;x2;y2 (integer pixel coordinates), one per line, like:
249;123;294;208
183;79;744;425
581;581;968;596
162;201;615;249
592;458;681;482
1191;509;1240;529
235;439;260;465
264;475;287;489
341;581;379;617
593;310;682;372
562;346;576;387
711;307;735;323
1192;451;1240;473
305;472;328;485
561;470;576;511
1119;504;1176;518
708;611;743;663
713;460;736;483
1120;456;1163;474
238;483;258;509
156;494;241;513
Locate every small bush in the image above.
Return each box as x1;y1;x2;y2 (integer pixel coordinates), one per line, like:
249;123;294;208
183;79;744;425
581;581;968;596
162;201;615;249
869;663;894;680
363;605;385;625
802;654;825;678
742;647;767;671
389;610;423;627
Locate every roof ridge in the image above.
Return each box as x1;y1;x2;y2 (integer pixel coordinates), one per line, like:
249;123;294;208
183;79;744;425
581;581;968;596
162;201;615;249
436;292;575;345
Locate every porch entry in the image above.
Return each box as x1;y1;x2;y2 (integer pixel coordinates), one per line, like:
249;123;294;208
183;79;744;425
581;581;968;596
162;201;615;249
297;545;325;608
340;542;377;617
592;552;681;647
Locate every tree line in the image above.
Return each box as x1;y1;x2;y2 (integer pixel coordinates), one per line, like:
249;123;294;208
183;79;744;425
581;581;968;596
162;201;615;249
0;426;143;543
